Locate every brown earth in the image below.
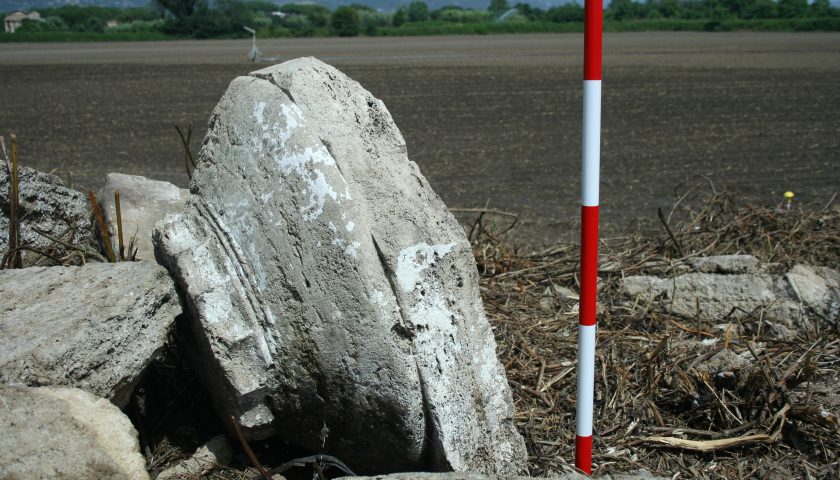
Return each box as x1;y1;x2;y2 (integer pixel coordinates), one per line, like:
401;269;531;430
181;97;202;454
1;33;838;247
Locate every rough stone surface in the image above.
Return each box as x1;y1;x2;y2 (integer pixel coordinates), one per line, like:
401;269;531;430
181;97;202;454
339;471;667;480
622;256;840;333
0;261;180;407
98;173;190;261
0;385;150;479
154;57;525;473
685;255;760;274
0;165;95;262
785;264;840;319
156;435;232;480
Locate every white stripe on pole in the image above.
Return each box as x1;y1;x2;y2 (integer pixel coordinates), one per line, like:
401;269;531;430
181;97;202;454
576;323;597;436
581;80;602;208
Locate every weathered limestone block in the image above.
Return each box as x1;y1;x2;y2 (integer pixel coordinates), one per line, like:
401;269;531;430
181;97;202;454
154;57;525;473
623;271;781;320
0;262;180;407
0;165;95;263
98;173;190;261
0;385;149;479
622;256;840;331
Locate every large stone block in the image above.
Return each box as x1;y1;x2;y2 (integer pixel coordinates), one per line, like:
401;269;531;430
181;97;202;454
0;165;95;264
0;385;149;479
98;173;190;262
154;57;525;474
622;255;840;334
0;261;180;407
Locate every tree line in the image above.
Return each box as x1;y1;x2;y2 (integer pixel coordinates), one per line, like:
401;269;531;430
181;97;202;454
7;0;839;40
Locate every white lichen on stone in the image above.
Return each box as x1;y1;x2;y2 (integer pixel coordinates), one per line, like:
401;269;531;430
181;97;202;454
395;242;457;293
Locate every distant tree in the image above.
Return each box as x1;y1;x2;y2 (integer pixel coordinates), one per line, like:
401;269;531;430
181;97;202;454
245;0;280;14
433;7;490;22
607;0;642;20
87;17;108;32
407;1;429;21
742;0;777;18
280;3;330;27
116;7;160;22
359;10;390;34
284;14;314;36
651;0;682;18
514;2;544;20
17;16;67;32
777;0;807;17
488;0;509;15
348;3;376;12
546;3;584;22
155;0;200;19
809;0;833;16
392;7;406;26
332;6;360;36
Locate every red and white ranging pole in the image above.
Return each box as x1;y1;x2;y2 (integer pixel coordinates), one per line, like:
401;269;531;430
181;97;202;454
576;0;602;474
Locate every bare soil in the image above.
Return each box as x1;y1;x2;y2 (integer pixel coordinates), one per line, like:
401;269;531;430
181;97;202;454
1;33;838;247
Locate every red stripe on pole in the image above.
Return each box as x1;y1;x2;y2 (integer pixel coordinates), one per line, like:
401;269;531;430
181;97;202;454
584;0;603;81
579;205;599;327
576;435;593;474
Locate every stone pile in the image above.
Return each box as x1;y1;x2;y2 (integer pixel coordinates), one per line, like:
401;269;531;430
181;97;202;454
0;57;526;477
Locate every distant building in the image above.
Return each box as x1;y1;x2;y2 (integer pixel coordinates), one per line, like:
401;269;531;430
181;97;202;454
106;19;119;28
4;10;42;33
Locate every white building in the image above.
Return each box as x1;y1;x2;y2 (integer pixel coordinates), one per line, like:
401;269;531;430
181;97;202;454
4;10;42;33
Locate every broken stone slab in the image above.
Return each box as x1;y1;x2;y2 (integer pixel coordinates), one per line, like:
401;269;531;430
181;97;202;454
98;173;190;261
156;435;232;480
0;385;150;479
0;261;180;408
154;57;525;474
621;255;840;333
0;165;96;264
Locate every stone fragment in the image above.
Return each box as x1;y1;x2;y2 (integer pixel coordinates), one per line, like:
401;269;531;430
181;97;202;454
154;57;525;473
156;435;232;480
0;385;149;480
784;264;840;318
98;173;190;261
0;261;180;407
622;271;781;320
621;255;840;334
0;165;95;264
